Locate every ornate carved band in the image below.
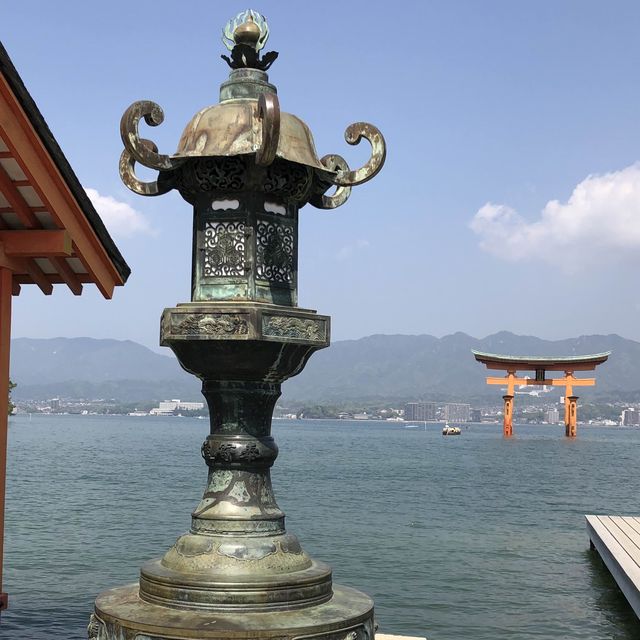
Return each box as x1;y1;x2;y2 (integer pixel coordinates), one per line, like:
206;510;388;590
262;315;326;342
167;313;249;338
201;436;278;468
174;157;247;199
171;156;313;204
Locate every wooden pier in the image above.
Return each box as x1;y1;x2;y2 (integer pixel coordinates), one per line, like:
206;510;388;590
585;514;640;617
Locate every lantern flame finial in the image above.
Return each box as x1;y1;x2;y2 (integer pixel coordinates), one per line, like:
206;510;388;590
221;10;278;71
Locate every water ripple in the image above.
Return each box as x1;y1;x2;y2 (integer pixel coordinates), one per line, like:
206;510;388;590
2;416;639;639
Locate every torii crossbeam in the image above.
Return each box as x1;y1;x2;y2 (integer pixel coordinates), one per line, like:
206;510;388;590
472;350;610;437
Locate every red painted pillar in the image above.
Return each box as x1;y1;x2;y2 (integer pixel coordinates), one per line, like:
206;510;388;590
503;394;514;437
566;395;578;438
0;268;11;612
563;372;574;435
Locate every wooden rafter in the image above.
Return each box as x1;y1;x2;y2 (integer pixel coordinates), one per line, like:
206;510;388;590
48;256;82;295
0;81;125;297
0;163;59;294
0;162;38;228
22;260;52;294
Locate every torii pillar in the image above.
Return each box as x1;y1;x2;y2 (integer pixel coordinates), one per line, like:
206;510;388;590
566;395;578;438
502;394;514;437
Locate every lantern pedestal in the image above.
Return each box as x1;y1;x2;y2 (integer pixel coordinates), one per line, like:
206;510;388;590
89;300;376;640
93;584;374;640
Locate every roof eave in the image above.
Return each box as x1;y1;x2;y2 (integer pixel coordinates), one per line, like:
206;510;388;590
0;41;130;290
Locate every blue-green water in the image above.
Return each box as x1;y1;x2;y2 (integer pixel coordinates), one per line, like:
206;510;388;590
2;415;640;639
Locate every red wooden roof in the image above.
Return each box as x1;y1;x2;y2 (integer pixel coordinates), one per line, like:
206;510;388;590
0;42;129;298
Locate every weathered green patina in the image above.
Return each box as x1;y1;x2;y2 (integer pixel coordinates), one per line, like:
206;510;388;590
90;9;386;640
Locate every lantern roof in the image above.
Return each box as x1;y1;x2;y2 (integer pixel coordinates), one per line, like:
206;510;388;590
119;10;386;210
173;98;329;174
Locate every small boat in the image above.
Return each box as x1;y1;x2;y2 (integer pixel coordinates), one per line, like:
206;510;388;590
442;424;461;436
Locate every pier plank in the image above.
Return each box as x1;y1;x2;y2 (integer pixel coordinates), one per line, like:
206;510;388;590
611;517;640;554
586;514;640;618
625;516;640;537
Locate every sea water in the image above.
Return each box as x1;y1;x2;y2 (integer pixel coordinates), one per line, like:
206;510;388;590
2;415;639;639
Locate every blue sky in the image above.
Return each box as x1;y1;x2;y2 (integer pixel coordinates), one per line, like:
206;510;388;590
2;1;640;350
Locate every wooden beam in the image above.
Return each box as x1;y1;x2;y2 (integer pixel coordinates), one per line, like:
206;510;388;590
479;360;603;372
0;267;11;608
0;230;71;257
0;245;23;273
486;376;596;387
548;378;594;387
487;376;532;385
48;257;82;295
0;239;58;295
0;206;47;214
22;261;53;295
14;272;94;285
0;163;38;228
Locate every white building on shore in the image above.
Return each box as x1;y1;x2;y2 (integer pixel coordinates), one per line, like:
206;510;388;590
545;408;560;424
150;399;204;416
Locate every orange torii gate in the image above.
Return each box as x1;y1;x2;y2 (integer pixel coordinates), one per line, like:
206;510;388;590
472;350;610;438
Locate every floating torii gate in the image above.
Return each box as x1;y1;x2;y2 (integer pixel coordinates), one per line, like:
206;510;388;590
472;350;610;438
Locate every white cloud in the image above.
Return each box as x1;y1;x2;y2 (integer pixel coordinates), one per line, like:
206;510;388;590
336;238;370;261
470;163;640;267
85;188;154;238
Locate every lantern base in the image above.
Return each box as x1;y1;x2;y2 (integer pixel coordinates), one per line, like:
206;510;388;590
90;582;374;640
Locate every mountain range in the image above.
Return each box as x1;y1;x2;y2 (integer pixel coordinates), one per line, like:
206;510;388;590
10;337;199;403
9;332;640;405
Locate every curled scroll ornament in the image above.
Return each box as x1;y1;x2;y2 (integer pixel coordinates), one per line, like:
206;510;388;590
119;100;185;196
119;141;172;197
309;154;351;210
333;122;386;187
256;93;280;167
120;100;179;170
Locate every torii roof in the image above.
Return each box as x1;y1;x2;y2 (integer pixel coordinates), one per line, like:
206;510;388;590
0;42;129;298
472;350;611;371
